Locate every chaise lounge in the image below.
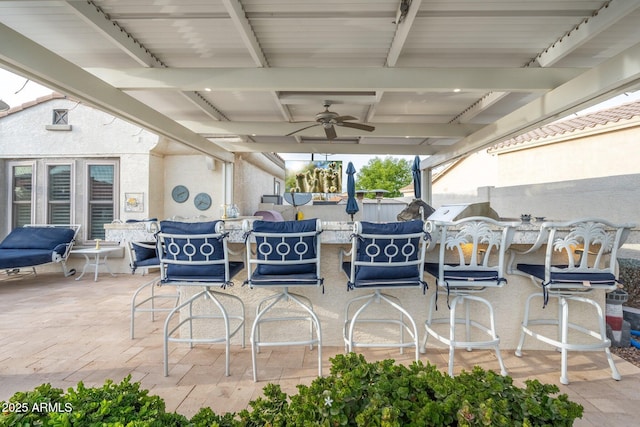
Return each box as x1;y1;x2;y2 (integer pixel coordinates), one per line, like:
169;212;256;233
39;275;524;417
0;224;81;278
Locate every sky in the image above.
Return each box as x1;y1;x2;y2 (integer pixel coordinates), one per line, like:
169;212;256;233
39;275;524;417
2;67;639;172
0;68;54;109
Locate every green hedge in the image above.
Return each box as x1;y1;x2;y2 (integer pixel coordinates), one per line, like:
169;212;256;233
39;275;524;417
1;353;583;427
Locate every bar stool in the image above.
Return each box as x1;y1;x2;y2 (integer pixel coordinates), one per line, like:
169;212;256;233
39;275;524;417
128;222;181;339
242;218;324;382
340;220;430;361
509;218;634;384
159;220;245;377
422;217;519;376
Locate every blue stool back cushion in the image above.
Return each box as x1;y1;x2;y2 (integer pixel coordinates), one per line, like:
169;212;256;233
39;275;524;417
253;219;318;275
355;220;424;281
159;220;226;278
131;242;157;263
0;227;75;250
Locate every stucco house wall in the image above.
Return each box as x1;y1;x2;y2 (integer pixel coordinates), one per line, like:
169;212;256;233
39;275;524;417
0;95;284;259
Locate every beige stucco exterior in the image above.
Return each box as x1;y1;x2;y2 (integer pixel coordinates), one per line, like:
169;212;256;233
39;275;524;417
431;112;640;233
0;96;284;244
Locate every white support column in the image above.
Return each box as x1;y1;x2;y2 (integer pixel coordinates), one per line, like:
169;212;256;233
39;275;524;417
423;168;433;206
224;162;234;205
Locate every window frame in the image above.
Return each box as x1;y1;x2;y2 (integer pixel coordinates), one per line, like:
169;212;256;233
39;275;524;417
52;109;68;125
7;160;36;229
44;162;75;225
85;160;119;242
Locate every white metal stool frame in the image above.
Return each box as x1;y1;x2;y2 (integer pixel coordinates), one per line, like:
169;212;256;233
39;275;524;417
242;218;324;382
128;235;180;339
508;218;634;384
159;221;245;377
422;217;520;377
340;220;430;361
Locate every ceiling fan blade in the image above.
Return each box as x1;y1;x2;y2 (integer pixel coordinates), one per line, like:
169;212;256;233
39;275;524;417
339;122;375;132
324;125;337;140
334;115;357;122
286;123;320;136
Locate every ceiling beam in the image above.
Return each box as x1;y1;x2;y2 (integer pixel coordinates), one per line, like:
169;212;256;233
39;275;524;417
220;1;293;122
84;67;585;92
66;1;163;68
386;0;421;67
210;139;441;156
221;0;268;67
535;0;640;67
451;91;509;123
0;22;234;163
424;40;640;168
178;120;482;138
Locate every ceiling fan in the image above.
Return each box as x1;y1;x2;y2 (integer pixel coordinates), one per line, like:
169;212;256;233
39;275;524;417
286;102;375;140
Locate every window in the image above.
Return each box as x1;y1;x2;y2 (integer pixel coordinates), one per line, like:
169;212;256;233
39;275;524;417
11;164;33;228
47;164;72;224
53;109;68;125
87;163;115;240
5;159;117;242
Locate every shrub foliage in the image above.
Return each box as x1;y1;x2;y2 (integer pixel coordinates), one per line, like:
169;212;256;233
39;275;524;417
1;353;583;426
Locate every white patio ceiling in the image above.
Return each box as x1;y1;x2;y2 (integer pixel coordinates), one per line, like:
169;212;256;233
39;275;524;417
1;0;640;167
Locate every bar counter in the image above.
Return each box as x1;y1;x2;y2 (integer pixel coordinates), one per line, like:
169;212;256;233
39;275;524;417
105;219;606;351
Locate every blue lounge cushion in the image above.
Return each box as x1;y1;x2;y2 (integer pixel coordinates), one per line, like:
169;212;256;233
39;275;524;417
252;219;319;275
355;220;424;281
0;227;75;250
0;249;54;269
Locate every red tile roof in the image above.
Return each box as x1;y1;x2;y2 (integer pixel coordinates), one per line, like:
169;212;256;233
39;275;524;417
489;99;640;152
0;92;66;118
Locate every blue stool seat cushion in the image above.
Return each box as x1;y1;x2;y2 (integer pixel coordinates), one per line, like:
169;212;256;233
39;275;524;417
134;256;160;268
248;271;320;286
131;242;157;263
355;220;424;281
342;262;422;288
517;263;616;286
163;261;244;284
424;262;500;282
253;219;319;275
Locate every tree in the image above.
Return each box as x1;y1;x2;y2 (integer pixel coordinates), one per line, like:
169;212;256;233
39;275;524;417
356;156;412;198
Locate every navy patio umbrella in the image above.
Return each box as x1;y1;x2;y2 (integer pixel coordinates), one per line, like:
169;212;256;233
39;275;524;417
412;155;421;199
345;161;359;221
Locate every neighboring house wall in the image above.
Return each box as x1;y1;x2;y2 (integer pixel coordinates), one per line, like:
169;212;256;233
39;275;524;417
430;102;640;250
489;174;640;224
432;150;498;207
495;121;640;187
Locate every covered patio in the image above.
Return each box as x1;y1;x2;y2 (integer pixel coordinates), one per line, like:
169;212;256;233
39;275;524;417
1;272;639;426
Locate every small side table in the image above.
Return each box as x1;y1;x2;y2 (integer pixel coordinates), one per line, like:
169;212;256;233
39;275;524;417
72;247;120;281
